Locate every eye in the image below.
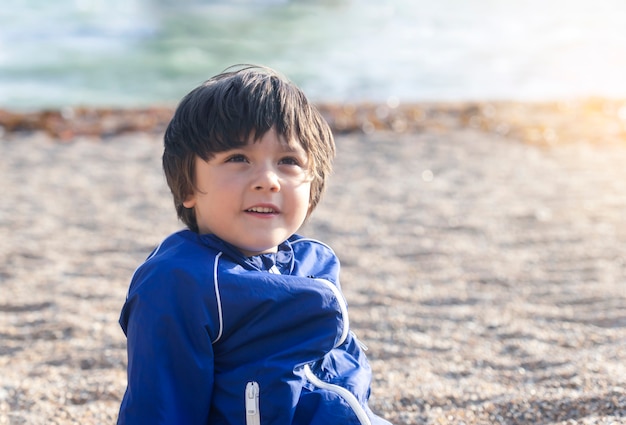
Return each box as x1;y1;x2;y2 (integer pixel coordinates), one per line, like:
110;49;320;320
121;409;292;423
225;154;248;163
279;156;302;166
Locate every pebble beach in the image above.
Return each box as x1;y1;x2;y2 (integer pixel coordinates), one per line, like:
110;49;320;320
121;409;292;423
1;100;626;424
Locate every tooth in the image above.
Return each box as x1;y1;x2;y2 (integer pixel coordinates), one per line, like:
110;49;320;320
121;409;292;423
249;207;274;213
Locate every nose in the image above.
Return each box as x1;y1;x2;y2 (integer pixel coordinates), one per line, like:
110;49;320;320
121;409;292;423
252;166;281;192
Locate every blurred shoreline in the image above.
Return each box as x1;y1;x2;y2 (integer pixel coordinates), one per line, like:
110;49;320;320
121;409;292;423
2;98;626;146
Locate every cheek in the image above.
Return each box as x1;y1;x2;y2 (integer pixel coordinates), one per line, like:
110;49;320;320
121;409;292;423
296;182;313;211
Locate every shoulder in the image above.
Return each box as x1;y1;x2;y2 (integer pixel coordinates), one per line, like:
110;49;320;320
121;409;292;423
121;230;225;339
287;234;340;280
129;230;223;296
147;229;223;261
288;234;336;255
289;234;338;265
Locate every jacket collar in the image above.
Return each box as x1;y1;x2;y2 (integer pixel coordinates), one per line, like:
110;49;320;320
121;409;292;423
185;230;295;274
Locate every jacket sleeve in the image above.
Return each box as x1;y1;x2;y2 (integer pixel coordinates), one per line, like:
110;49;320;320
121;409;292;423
117;266;217;424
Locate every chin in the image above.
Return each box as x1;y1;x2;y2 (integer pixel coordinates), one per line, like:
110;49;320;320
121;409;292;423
239;244;278;257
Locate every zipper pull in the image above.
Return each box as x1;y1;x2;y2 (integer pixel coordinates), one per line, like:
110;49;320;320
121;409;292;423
245;381;260;425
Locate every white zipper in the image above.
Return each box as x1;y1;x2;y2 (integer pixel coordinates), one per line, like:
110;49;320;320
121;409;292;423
245;381;260;425
303;364;372;425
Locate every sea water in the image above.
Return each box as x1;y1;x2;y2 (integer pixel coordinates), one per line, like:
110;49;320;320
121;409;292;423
2;0;626;109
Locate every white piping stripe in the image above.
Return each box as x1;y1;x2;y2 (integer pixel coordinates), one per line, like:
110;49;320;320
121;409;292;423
145;244;162;262
212;252;224;344
303;364;371;425
315;279;349;348
289;237;335;253
126;237;169;299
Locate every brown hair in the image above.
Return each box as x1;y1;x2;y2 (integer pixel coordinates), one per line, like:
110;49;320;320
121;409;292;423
163;65;335;233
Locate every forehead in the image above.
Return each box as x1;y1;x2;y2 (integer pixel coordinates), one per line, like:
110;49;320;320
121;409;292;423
245;129;307;153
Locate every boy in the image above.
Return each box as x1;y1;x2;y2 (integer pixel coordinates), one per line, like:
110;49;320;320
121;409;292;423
117;65;392;425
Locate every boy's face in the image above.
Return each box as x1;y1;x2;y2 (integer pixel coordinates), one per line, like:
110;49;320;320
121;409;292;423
183;127;312;257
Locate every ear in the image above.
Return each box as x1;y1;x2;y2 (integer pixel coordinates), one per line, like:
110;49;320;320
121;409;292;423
182;193;196;209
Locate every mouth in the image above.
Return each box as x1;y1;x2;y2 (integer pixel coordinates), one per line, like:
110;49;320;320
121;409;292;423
245;206;279;214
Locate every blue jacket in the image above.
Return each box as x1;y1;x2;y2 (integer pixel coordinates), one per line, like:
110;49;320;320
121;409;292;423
118;230;392;425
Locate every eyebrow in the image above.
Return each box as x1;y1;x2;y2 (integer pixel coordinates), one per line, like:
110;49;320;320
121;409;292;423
279;144;305;153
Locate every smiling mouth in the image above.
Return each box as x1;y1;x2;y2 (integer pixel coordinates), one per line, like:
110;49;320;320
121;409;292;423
246;207;278;214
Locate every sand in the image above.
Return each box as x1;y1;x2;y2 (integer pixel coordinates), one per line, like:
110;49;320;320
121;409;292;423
1;101;626;424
